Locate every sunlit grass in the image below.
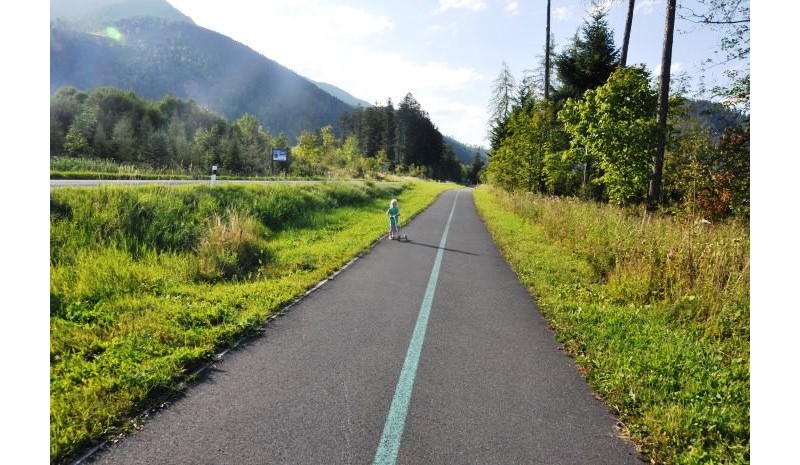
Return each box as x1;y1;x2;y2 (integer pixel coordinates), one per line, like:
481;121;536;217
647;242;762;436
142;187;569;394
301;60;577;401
50;179;458;463
473;185;749;465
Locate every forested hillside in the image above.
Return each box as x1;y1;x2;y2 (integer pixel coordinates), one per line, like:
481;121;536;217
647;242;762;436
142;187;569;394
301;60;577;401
50;16;353;143
312;81;373;109
50;0;193;26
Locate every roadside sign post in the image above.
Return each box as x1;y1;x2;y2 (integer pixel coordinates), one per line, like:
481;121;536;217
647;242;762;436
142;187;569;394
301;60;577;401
211;165;218;186
272;148;289;176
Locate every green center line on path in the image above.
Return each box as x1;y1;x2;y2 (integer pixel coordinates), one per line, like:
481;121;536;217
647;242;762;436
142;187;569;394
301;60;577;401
372;191;460;465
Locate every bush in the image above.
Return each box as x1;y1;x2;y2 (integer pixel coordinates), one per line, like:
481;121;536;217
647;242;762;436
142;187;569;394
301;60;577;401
196;210;270;281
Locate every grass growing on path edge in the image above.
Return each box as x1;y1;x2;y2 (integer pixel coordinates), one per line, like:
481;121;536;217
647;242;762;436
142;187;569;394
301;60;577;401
473;186;749;465
50;180;459;464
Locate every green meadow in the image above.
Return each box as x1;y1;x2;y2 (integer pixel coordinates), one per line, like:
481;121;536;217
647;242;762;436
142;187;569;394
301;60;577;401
50;179;457;463
474;186;749;465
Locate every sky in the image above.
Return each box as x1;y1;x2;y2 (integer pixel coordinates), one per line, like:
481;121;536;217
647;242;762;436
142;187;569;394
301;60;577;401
166;0;747;148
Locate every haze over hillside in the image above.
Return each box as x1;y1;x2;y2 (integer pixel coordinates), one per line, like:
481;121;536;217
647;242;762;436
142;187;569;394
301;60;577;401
49;0;483;161
51;0;193;27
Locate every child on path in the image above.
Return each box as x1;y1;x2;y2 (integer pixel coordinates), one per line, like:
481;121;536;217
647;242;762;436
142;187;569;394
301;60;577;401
387;199;400;240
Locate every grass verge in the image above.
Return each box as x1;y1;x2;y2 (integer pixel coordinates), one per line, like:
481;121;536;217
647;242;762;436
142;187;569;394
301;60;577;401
473;186;749;465
50;179;458;463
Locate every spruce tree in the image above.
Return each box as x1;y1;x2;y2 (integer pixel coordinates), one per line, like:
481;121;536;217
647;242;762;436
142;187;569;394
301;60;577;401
553;10;620;103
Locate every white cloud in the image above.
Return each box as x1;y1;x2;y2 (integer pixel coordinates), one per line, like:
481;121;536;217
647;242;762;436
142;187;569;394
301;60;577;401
654;61;684;75
426;22;460;36
175;1;394;48
553;6;572;21
419;96;489;145
307;49;488;145
634;0;660;16
435;0;488;14
589;0;613;16
505;1;520;16
275;38;485;105
287;4;394;39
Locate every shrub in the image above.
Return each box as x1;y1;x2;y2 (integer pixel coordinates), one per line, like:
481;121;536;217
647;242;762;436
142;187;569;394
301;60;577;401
196;210;270;281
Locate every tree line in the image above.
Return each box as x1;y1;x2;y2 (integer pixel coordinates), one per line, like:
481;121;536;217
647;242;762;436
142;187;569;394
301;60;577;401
337;93;483;183
484;5;749;221
50;86;482;183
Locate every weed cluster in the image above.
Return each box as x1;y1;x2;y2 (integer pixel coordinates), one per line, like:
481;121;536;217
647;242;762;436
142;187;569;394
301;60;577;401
196;210;270;281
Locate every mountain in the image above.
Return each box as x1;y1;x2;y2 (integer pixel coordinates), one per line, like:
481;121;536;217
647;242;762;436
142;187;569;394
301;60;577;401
683;99;747;137
50;0;481;152
443;135;487;164
313;81;373;108
50;1;353;142
50;0;193;28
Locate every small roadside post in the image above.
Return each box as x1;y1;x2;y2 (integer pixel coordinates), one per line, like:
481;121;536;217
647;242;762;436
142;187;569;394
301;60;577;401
211;165;218;186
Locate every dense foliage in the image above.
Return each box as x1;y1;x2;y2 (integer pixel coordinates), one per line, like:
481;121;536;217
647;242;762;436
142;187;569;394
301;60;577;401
559;66;659;204
483;7;749;221
51;87;469;182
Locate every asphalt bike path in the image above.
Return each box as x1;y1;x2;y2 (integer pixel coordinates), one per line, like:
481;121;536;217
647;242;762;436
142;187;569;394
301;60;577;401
86;188;641;465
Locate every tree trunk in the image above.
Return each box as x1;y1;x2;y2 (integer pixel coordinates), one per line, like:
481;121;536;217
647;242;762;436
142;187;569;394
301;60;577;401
620;0;635;67
647;0;676;212
545;0;551;101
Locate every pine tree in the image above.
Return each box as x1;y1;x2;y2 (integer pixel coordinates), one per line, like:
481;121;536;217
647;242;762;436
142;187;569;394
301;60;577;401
487;62;517;151
553;10;620;102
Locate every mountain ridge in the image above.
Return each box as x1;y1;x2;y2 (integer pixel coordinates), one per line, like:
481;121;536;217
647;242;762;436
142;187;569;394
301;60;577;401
50;0;483;159
50;15;353;143
312;81;373;109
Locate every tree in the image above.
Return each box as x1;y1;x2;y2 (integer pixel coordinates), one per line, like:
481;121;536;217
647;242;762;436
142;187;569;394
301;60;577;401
487;62;517;150
681;0;749;113
467;151;484;185
647;0;676;212
64;105;99;157
193;121;227;168
553;10;620;102
486;100;567;193
662;116;749;221
51;87;87;155
545;0;552;101
233;113;269;174
112;116;136;162
559;66;658;204
383;98;396;166
527;35;557;104
620;0;636;67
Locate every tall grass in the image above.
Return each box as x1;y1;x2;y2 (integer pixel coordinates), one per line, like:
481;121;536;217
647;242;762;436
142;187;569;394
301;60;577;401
50;180;457;463
49;156;332;180
50;157;197;177
473;186;749;465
